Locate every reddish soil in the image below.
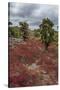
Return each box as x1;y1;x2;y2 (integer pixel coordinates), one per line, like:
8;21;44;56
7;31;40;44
8;39;58;87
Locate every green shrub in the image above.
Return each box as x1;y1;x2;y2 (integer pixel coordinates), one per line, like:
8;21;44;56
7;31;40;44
8;26;21;38
34;29;41;37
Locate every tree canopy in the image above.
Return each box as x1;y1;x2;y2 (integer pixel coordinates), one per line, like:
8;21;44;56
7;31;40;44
39;18;54;50
19;22;29;41
8;21;12;25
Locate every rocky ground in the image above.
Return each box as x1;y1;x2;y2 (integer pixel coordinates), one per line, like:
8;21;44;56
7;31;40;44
8;38;58;87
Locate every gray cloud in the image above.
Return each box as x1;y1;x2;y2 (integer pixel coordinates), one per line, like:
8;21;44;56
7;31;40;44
9;3;39;17
8;2;58;29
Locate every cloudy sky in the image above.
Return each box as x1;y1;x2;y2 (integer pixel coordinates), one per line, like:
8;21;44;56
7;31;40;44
8;2;58;29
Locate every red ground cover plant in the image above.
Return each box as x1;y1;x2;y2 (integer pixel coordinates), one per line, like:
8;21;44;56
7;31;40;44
8;39;58;87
